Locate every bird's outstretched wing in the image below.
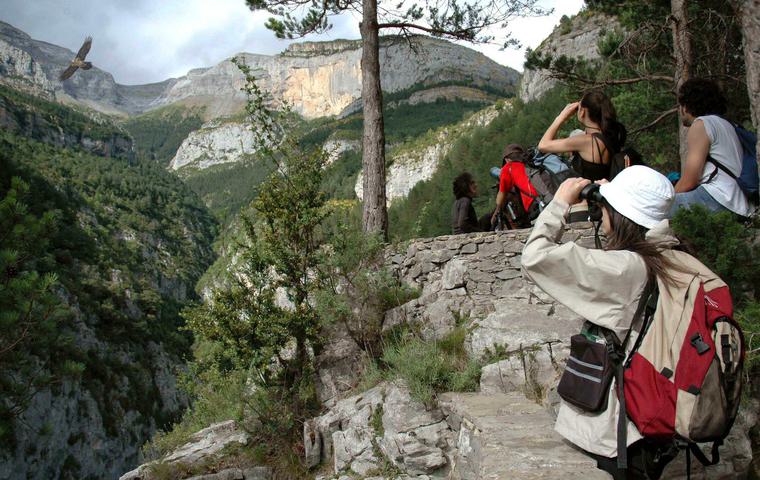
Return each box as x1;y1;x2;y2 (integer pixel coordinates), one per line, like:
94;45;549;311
59;64;78;80
76;36;92;60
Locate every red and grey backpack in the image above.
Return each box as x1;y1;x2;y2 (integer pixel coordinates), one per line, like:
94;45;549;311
615;251;745;471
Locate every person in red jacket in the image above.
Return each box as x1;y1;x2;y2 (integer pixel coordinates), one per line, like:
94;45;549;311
491;144;540;229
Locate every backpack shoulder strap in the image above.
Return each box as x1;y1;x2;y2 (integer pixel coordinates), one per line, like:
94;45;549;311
609;281;656;470
705;155;738;181
508;162;540;201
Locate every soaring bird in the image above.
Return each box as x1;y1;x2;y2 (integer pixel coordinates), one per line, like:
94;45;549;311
60;36;93;81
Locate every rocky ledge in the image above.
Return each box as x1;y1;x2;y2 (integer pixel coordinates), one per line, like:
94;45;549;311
310;225;759;479
125;226;759;479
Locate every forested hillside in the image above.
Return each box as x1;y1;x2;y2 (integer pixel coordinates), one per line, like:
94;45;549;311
0;93;217;479
122;104;206;166
3;2;759;477
171;93;492;227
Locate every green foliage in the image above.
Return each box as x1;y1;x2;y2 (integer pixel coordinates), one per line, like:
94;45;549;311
299;96;489;148
143;358;248;459
0;84;126;144
0;106;216;450
671;206;760;301
382;80;514;104
173;61;331;469
0;177;70;443
381;329;481;405
122;104;205;165
184;226;287;376
597;29;625;58
321;149;363;200
736;302;760;371
315;212;419;359
370;403;384;436
389;87;572;240
182;159;276;226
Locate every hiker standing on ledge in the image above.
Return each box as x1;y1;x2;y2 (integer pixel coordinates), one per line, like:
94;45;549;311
521;167;679;479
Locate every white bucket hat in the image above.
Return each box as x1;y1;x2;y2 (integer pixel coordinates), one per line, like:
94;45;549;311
598;165;674;229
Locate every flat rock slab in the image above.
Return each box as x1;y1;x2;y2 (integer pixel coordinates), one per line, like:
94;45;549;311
439;392;608;480
120;421;250;480
467;299;583;359
186;467;271;480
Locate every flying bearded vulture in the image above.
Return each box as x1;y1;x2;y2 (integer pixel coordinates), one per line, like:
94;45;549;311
60;36;93;81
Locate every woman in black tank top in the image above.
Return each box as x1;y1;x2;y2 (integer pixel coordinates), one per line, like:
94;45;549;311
538;91;627;182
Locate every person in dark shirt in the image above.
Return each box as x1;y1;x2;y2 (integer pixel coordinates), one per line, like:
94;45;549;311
538;91;626;182
452;172;490;234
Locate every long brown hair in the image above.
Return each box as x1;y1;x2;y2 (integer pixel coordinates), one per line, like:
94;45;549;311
580;91;627;152
601;199;677;286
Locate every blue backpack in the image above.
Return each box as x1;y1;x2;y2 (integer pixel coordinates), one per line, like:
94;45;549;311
707;124;759;204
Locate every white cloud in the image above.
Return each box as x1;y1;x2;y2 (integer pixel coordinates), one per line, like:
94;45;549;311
1;0;583;84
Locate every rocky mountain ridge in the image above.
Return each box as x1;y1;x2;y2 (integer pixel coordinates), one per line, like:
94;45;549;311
0;21;519;120
518;12;620;103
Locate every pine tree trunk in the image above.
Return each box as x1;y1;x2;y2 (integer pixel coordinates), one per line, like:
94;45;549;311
671;0;692;167
360;0;388;240
740;0;760;171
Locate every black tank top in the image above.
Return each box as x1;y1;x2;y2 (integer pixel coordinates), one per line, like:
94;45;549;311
571;133;612;181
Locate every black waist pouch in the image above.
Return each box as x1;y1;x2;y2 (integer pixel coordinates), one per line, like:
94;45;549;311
557;333;616;412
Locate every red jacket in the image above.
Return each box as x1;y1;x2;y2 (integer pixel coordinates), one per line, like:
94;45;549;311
500;161;538;211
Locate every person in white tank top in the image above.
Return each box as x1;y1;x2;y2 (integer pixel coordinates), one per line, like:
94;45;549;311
671;78;752;218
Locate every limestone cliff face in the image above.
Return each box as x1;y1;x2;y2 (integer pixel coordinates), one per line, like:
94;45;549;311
519;13;621;102
169;121;260;170
0;21;519;120
0;21;174;116
355;104;504;203
156;36;519;120
0;38;54;98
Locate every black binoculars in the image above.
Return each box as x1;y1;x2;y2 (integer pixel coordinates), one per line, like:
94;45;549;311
579;183;603;222
579;183;603;204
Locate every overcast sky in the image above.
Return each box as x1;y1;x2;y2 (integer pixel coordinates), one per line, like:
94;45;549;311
1;0;584;85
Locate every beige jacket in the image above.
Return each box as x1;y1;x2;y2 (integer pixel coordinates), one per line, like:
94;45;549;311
521;199;679;458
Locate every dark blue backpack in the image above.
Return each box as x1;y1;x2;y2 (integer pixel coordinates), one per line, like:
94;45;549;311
707;124;759;204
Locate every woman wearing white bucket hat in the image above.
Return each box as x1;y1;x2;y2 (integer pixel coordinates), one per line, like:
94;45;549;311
521;166;680;479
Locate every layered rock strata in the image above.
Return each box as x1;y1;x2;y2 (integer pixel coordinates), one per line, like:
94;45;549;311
0;21;519;119
519;13;621;102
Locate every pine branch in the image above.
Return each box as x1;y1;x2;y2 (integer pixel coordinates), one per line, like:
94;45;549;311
630;107;678;135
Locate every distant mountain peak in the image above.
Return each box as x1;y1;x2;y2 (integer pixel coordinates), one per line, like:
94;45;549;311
0;21;519;120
